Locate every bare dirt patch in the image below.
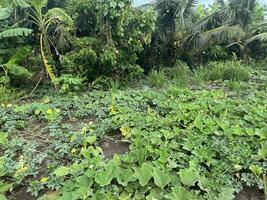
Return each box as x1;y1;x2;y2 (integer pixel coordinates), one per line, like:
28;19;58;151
235;187;265;200
100;133;130;159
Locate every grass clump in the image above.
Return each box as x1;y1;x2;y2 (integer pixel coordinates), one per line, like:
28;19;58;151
147;68;167;88
199;60;251;82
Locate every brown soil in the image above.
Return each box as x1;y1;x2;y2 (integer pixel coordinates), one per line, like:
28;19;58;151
8;186;35;200
235;187;265;200
100;133;130;159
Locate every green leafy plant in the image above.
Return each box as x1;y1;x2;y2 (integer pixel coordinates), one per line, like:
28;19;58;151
0;46;32;85
54;74;84;94
29;0;73;87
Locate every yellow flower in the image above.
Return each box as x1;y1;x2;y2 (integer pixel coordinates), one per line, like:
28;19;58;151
110;105;118;114
6;104;12;108
120;127;131;137
71;148;77;154
16;165;28;174
47;109;53;114
40;177;48;183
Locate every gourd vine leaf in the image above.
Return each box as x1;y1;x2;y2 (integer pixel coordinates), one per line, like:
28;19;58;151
54;166;70;177
117;169;136;186
165;187;194;200
152;168;170;189
95;161;120;186
133;163;153;187
259;127;267;140
0;181;12;194
179;167;199;186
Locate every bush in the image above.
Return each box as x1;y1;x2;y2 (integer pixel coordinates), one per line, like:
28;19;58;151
199;61;251;82
65;0;155;81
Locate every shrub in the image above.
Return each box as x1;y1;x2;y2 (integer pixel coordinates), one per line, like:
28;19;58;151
65;0;156;81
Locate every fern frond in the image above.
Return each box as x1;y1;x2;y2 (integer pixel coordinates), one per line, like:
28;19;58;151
183;25;245;50
0;28;32;38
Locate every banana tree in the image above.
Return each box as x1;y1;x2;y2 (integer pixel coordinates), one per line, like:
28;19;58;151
29;0;73;87
0;0;33;38
0;46;32;85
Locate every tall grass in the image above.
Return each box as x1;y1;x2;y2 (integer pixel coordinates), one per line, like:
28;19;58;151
196;60;251;82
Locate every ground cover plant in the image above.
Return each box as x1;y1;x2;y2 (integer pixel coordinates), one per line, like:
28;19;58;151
0;64;266;200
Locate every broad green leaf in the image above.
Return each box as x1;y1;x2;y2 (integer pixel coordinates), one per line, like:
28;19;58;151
0;157;6;177
83;135;96;145
152;168;170;189
117;169;136;186
0;76;10;84
249;165;263;177
7;46;32;65
165;187;193;200
133;163;153;187
179;168;199;186
258;141;267;159
259;127;267;140
16;0;30;8
0;8;13;20
0;181;11;194
0;194;7;200
54;166;70;177
75;175;93;188
0;132;8;146
5;64;32;78
0;28;32;38
95;161;120;186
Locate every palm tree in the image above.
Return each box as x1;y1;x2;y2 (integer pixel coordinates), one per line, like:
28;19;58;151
183;0;258;53
29;0;73;86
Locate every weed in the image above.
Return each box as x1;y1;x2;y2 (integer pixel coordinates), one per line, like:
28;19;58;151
0;85;23;106
147;68;167;87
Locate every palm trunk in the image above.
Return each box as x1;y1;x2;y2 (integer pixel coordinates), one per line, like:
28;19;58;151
40;33;57;88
